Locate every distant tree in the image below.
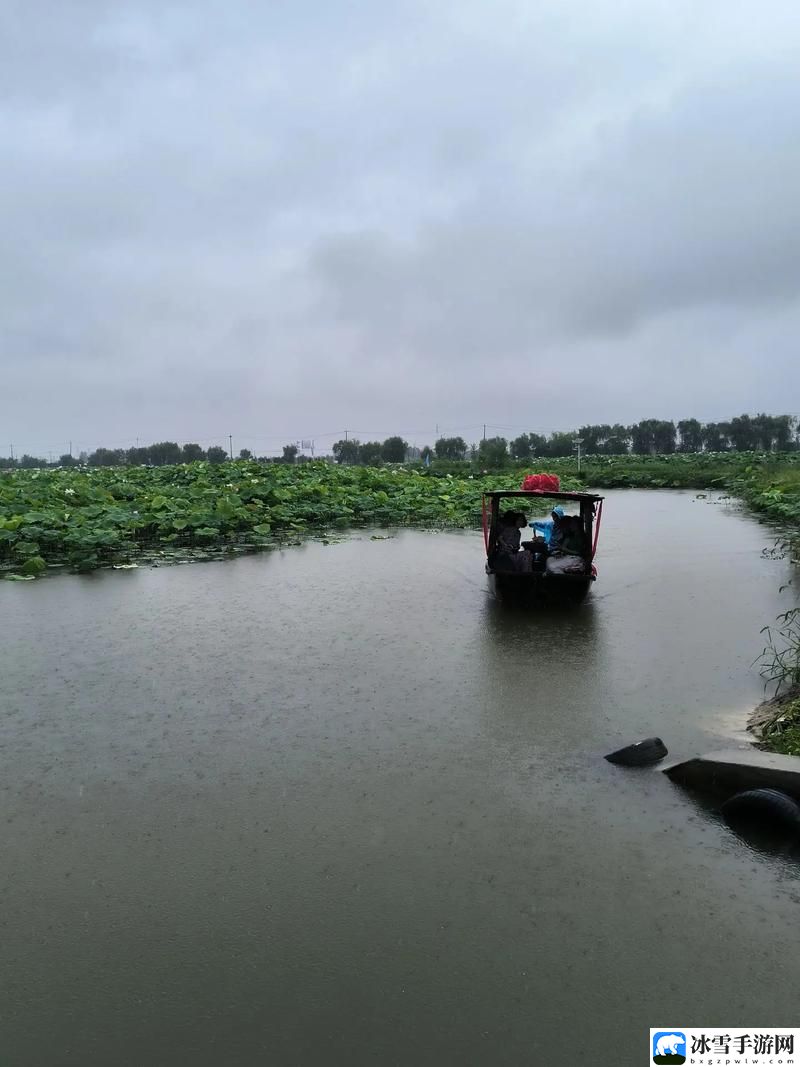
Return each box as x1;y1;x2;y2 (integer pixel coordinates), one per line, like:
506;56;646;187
0;456;17;468
601;425;631;454
358;441;383;466
238;448;253;460
543;432;574;457
701;422;730;451
282;444;298;464
127;447;151;465
677;419;703;453
579;424;631;454
630;422;650;455
87;448;126;466
182;443;206;462
420;446;434;462
577;425;607;454
434;436;467;460
655;420;676;453
750;413;773;452
18;454;46;468
478;436;508;466
728;414;756;451
630;421;648;455
207;446;229;464
381;436;408;463
149;441;182;465
771;414;795;451
630;420;676;454
332;439;361;465
751;413;794;451
528;433;548;455
510;434;532;460
58;453;79;467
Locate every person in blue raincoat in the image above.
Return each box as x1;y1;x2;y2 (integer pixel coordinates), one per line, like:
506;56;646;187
530;505;565;549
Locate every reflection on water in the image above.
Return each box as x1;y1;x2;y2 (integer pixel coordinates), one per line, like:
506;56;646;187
482;594;601;651
479;597;605;728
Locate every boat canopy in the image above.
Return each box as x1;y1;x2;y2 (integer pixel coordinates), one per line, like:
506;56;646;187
481;489;603;503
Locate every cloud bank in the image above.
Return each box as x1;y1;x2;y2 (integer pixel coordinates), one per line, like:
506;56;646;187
2;0;799;453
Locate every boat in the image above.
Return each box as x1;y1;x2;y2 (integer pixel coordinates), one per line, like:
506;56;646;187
482;488;604;603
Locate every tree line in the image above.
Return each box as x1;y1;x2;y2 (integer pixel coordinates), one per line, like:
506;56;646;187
0;441;302;469
331;414;797;465
515;414;796;458
1;414;796;470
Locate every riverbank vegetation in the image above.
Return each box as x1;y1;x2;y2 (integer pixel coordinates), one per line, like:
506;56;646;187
750;690;800;757
2;452;798;576
753;530;800;754
0;462;580;575
430;452;800;525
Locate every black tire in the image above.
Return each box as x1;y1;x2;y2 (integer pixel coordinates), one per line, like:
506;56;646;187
722;788;800;829
605;737;668;767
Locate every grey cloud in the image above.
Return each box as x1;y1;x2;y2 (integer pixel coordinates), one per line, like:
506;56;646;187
2;0;800;453
311;63;800;347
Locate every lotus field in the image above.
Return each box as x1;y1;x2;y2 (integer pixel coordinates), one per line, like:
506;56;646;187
2;452;798;578
0;462;554;577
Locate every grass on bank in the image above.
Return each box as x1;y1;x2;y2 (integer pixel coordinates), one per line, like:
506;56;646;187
750;693;800;756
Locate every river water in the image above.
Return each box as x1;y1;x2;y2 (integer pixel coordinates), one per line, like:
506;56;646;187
1;490;799;1065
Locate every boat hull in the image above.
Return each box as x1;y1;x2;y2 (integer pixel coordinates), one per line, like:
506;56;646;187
487;568;594;604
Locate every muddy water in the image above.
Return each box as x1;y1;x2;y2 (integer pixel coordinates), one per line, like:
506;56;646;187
1;491;798;1066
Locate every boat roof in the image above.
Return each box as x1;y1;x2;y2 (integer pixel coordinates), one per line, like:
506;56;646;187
482;489;604;502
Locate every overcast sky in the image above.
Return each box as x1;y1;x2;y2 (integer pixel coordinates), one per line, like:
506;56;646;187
2;0;799;456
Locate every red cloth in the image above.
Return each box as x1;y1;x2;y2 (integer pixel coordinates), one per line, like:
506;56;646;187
521;473;561;492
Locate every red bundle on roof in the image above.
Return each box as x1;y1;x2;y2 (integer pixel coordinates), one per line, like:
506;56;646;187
521;473;561;492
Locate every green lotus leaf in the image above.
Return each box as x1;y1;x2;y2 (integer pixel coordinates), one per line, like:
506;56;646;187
20;555;46;575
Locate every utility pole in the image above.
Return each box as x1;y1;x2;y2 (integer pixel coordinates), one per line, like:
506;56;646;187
344;429;349;441
228;434;233;460
10;443;14;461
483;424;486;441
69;440;72;458
574;437;584;474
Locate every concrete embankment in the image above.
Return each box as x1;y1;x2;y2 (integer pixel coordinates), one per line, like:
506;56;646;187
664;747;800;798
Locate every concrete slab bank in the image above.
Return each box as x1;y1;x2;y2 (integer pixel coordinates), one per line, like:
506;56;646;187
664;748;800;799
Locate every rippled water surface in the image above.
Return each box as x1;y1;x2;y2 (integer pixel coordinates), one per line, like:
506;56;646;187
2;490;799;1065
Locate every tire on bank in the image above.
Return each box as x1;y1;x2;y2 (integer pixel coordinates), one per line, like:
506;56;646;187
721;788;800;832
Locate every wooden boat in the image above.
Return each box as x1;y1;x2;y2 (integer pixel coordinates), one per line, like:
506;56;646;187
482;489;604;603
